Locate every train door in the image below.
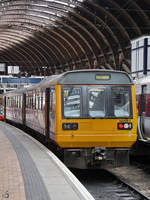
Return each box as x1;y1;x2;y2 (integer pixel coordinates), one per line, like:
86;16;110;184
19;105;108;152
138;85;148;140
49;87;56;140
45;88;56;140
3;96;6;120
22;93;26;126
45;88;50;140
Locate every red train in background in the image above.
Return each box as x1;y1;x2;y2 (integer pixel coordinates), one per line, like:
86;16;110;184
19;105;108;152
135;76;150;143
0;98;4;121
128;35;150;156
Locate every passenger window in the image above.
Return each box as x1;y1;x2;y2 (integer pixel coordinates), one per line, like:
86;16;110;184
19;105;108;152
62;87;81;118
50;89;56;111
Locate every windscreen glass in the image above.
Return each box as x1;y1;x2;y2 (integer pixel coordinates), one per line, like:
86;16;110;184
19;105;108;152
62;86;132;119
88;88;105;117
62;87;81;118
112;87;131;117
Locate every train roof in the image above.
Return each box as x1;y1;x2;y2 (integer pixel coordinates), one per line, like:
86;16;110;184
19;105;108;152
36;69;133;87
2;70;133;95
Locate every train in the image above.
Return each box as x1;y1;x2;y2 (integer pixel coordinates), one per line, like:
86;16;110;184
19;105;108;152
130;35;150;156
2;69;137;169
130;75;150;156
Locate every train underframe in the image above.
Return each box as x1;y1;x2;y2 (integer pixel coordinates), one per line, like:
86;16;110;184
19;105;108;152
63;147;130;169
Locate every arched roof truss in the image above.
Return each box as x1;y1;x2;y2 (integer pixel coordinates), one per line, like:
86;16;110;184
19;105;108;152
0;0;149;75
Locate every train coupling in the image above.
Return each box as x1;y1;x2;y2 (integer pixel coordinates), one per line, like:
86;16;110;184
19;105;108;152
93;147;106;161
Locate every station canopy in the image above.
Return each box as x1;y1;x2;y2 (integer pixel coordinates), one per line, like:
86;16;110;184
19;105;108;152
0;0;149;75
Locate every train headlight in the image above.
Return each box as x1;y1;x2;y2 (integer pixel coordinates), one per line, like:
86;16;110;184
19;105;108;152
117;122;132;130
62;123;78;130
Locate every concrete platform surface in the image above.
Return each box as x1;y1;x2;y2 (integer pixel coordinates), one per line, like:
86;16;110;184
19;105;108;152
0;122;94;200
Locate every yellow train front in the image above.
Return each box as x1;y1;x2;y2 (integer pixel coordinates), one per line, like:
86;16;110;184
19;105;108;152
54;70;137;168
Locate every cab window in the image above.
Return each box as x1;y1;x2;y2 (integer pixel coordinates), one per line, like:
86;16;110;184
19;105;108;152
112;87;131;117
62;87;81;118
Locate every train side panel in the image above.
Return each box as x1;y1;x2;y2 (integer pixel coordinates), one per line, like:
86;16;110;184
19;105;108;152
49;87;56;141
5;94;23;124
25;90;45;135
135;82;150;142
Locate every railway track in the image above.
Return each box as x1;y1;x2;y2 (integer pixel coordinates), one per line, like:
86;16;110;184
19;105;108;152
71;168;150;200
108;164;150;198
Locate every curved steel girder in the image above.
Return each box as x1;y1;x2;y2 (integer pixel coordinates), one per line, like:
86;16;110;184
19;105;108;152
0;4;68;15
27;1;101;57
0;20;75;61
0;4;91;56
43;33;72;59
0;52;16;66
101;0;141;36
75;8;110;48
0;38;42;70
77;3;126;68
76;8;120;67
35;12;94;63
0;26;76;71
71;7;119;67
0;13;54;29
0;47;36;74
0;0;147;42
0;1;148;72
0;15;89;66
1;10;109;67
0;0;84;20
0;43;34;69
52;26;91;68
44;21;91;67
72;8;118;46
61;15;101;66
0;26;62;67
0;0;77;13
0;15;54;28
64;14;100;50
0;5;95;65
85;0;132;68
87;1;130;41
0;34;48;68
0;11;77;65
56;20;94;55
33;32;66;62
122;0;150;27
62;13;112;68
99;0;141;67
46;28;79;59
74;7;119;68
0;10;60;24
0;28;64;66
0;1;73;22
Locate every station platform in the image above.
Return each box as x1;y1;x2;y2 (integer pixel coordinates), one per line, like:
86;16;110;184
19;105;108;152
0;122;94;200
